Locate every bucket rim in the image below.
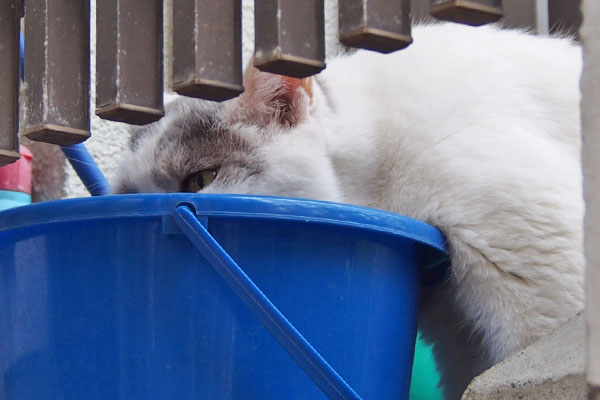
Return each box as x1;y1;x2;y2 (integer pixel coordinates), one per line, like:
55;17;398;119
0;193;447;253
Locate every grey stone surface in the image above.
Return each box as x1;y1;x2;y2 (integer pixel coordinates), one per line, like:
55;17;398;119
581;0;600;396
461;313;585;399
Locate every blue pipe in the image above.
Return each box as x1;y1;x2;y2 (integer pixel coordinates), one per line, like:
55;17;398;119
61;144;111;196
20;32;24;80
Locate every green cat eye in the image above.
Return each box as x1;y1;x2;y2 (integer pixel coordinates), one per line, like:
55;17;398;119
182;169;218;192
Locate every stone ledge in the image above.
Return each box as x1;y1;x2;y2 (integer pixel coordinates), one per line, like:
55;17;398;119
462;312;585;400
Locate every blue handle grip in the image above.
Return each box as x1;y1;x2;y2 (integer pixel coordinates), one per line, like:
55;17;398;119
173;205;363;400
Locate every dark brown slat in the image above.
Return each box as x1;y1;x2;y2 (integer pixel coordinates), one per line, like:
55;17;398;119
23;0;91;146
339;0;412;53
0;0;21;166
254;0;325;78
430;0;503;26
173;0;243;101
413;0;431;21
549;0;582;38
96;0;164;125
501;0;536;30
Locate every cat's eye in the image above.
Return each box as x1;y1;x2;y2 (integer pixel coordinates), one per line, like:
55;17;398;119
182;169;218;192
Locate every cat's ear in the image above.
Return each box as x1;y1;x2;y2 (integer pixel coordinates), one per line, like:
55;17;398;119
236;66;313;127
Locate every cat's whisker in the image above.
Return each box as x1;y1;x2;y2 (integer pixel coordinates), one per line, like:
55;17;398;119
62;155;99;169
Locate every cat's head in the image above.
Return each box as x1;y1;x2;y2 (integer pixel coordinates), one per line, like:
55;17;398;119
112;67;343;202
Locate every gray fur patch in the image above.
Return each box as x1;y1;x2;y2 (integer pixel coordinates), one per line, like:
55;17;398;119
114;179;137;194
126;96;265;193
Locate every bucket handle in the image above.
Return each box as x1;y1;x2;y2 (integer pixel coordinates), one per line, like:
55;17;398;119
173;205;363;400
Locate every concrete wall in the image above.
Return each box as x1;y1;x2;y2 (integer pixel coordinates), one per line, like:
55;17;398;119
580;0;600;398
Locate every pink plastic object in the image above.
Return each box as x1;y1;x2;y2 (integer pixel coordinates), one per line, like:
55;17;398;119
0;145;33;194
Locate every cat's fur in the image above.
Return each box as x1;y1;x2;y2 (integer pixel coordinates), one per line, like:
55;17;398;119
113;22;584;399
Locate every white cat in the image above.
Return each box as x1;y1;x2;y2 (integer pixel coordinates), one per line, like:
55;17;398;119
114;22;584;399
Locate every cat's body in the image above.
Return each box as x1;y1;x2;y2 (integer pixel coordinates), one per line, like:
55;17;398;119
114;23;584;399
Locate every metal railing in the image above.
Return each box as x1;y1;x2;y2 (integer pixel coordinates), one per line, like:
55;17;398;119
0;0;515;166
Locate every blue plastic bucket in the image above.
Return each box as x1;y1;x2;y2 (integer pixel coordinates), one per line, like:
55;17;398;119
0;194;447;400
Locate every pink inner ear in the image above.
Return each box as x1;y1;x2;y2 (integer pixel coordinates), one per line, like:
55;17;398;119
281;76;313;104
237;67;313;126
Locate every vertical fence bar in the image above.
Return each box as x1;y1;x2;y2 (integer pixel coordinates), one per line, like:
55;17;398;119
173;0;243;101
254;0;325;78
0;0;21;166
535;0;550;35
22;0;90;146
581;1;600;398
96;0;164;125
429;0;503;26
412;0;431;21
500;0;537;31
339;0;412;53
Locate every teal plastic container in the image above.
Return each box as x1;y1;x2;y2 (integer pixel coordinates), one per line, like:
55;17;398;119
0;194;448;399
410;333;443;399
0;190;31;211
